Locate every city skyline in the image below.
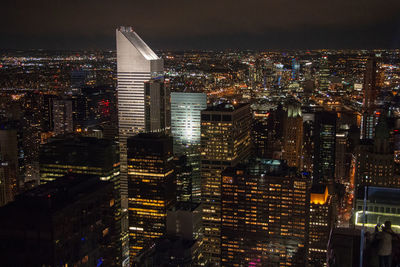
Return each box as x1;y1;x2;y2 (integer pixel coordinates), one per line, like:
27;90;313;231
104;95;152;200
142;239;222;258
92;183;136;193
1;13;400;264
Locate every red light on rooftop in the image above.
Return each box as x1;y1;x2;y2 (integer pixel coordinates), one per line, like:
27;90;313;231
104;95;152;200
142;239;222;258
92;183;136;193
47;194;51;198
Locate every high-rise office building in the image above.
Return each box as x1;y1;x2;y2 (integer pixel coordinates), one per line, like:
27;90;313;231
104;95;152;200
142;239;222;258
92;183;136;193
282;101;303;168
360;111;379;141
221;159;310;266
0;157;17;207
134;202;203;266
201;103;252;264
39;136;120;184
260;104;285;159
127;133;175;263
318;56;330;92
171;92;207;153
53;99;73;136
355;117;398;188
145;79;170;133
335;130;352;183
252;119;269;158
0;174;118;266
174;155;193;202
0;129;19;206
116;26;164;208
171;92;207;202
39;136;124;264
361;57;380;140
302;112;315;174
0;120;35;187
313;112;336;184
363;57;378;111
308;184;333;267
41;93;55;132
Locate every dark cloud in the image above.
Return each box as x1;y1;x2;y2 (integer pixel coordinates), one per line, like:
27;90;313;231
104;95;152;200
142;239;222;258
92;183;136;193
1;0;400;49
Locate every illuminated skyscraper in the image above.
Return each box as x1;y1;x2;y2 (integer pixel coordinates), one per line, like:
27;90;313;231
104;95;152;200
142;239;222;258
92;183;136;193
335;130;351;183
52;99;73;136
363;57;378;111
116;26;163;208
318;56;330;92
361;57;380;140
200;103;251;264
302;112;315;173
355;117;398;188
221;159;310;266
127;133;175;263
308;184;333;266
171;92;207;202
171;92;207;153
360;110;378;141
252;119;269;158
313;112;336;184
282;101;303;168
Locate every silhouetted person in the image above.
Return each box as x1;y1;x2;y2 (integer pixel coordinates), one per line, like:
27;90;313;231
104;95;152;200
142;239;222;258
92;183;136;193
376;221;397;267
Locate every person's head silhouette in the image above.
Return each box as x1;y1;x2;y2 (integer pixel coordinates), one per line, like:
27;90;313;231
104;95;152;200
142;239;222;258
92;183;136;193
384;221;392;231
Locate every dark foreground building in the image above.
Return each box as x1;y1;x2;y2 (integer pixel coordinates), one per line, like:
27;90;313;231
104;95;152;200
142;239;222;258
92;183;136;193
39;135;125;264
0;174;118;266
327;228;361;267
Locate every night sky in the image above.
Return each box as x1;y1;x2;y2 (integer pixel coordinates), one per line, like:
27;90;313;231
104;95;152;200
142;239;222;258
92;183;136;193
2;0;400;50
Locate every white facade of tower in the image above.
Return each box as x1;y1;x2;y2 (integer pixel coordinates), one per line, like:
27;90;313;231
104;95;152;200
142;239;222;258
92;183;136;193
116;26;163;206
171;92;207;152
117;27;163;266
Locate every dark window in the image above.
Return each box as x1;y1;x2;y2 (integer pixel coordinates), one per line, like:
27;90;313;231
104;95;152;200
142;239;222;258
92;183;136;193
212;115;221;121
222;115;232;121
201;114;210;121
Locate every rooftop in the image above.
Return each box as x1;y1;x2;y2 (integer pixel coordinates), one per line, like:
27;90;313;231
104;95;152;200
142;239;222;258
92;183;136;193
223;158;301;178
119;26;159;61
203;102;249;112
1;174;110;213
169;201;200;212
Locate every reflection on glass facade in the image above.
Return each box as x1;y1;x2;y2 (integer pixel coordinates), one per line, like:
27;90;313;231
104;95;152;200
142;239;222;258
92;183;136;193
171;92;207;151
